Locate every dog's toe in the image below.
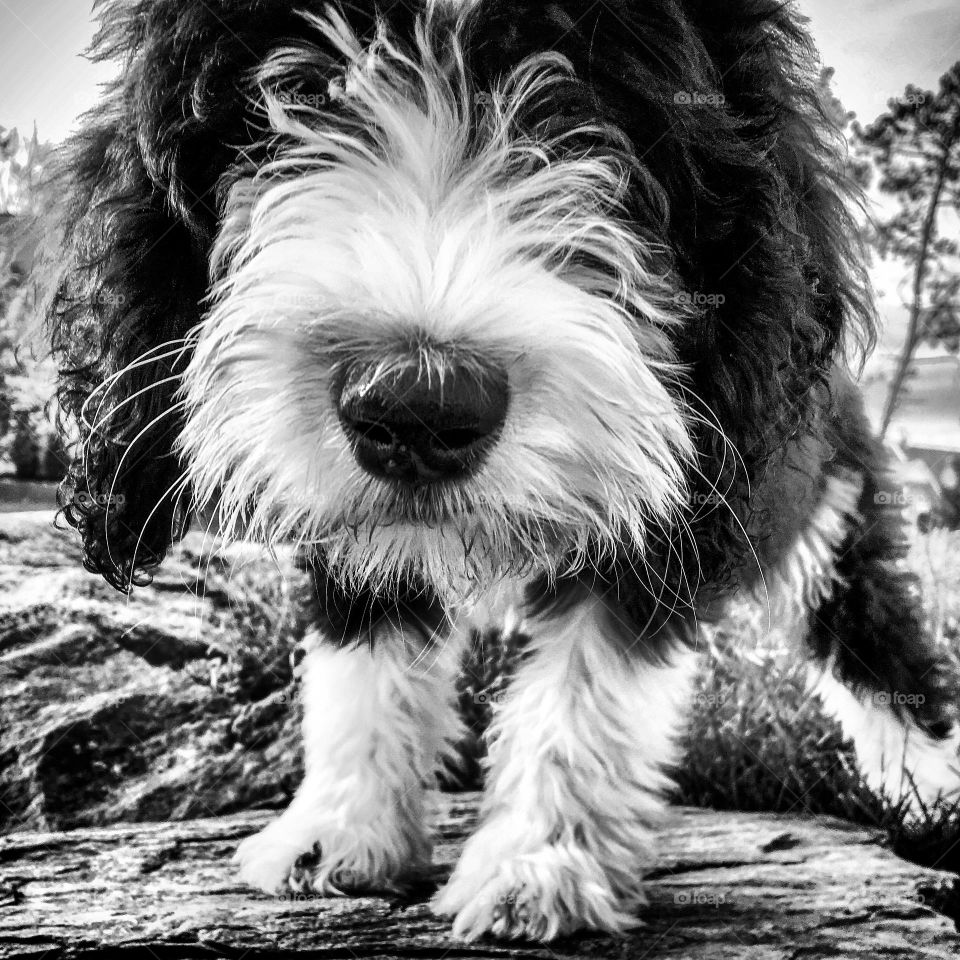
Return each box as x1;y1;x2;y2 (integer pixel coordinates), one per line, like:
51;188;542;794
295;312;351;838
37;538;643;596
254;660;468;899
442;881;558;941
433;852;640;942
235;806;429;897
234;821;314;894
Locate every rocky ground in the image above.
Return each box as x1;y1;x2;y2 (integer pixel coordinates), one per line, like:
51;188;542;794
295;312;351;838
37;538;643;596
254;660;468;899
1;793;958;958
0;511;311;833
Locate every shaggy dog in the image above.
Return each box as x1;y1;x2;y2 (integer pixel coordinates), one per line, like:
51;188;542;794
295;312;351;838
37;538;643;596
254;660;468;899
49;0;960;942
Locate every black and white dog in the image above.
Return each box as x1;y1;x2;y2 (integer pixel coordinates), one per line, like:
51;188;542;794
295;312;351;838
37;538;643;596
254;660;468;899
48;0;960;942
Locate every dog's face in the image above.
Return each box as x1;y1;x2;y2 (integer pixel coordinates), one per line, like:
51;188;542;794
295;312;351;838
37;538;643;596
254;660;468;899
52;0;871;598
179;14;692;596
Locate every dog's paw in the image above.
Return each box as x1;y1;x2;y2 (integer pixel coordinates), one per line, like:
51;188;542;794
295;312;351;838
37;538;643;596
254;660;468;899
234;812;320;894
432;842;642;942
235;804;431;896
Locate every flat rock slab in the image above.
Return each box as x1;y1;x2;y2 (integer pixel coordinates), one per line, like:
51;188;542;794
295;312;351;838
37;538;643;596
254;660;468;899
0;794;957;959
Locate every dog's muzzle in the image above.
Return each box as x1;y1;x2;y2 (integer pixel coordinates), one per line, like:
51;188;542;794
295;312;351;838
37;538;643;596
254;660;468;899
336;359;509;484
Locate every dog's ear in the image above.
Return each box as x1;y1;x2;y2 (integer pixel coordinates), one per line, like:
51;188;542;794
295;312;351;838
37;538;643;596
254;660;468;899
670;0;877;586
47;108;209;591
44;0;272;590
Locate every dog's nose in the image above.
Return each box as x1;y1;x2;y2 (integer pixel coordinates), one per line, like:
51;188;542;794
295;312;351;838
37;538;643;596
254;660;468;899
337;360;509;483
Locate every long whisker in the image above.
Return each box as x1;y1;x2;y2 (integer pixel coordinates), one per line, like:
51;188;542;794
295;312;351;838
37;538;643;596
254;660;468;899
81;340;191;436
103;399;187;580
128;468;192;589
84;373;184;438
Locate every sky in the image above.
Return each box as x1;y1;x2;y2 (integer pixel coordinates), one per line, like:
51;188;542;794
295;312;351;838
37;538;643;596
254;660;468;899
0;0;959;142
0;0;113;142
803;0;960;123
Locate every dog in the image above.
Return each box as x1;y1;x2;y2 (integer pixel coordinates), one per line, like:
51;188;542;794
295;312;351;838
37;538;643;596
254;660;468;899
47;0;960;942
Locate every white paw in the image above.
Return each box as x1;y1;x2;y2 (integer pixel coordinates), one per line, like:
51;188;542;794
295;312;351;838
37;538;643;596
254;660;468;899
433;840;642;942
234;811;320;894
234;803;431;896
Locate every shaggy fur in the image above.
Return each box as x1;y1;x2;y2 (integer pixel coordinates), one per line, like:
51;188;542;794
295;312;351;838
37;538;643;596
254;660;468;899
47;0;960;943
434;607;697;939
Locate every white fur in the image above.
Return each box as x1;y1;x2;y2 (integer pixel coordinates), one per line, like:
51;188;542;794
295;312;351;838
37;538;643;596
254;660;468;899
433;598;696;940
186;6;693;938
178;8;691;601
235;626;465;893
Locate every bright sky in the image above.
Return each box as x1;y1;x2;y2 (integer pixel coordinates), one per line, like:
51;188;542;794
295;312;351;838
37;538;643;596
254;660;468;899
0;0;112;142
803;0;960;124
0;0;958;143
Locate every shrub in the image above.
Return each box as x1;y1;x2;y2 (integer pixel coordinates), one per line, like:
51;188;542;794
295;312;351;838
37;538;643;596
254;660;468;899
9;408;39;478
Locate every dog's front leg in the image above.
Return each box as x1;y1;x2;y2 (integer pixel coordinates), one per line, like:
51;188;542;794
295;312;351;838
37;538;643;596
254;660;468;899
434;590;696;941
235;562;464;895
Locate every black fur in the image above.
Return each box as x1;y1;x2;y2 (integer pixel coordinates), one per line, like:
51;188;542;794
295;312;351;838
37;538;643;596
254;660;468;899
46;0;952;728
301;552;449;649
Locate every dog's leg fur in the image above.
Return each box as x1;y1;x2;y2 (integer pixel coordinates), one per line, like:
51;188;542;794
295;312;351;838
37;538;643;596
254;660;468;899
801;471;960;808
433;594;696;940
784;393;960;808
235;565;465;894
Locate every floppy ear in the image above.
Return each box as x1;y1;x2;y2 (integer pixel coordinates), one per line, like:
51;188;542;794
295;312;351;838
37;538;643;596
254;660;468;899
667;0;877;585
45;0;408;591
45;0;254;590
47;112;208;591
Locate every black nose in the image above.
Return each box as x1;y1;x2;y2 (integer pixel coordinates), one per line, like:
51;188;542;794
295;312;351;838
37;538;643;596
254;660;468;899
337;360;509;484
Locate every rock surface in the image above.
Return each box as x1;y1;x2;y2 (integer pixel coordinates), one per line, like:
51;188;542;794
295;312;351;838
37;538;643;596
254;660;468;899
0;792;958;959
0;511;308;833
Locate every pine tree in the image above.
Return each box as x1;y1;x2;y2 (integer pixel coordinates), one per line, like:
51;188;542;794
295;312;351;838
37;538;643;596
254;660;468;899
853;64;960;435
